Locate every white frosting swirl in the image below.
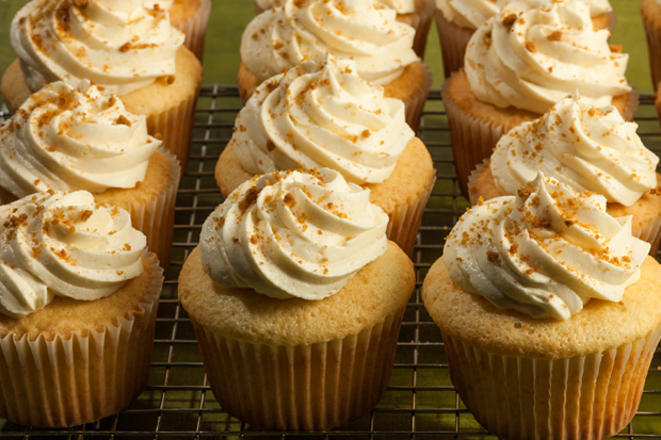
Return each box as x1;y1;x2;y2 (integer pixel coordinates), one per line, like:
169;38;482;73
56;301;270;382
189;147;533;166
200;169;389;300
443;173;650;320
465;0;629;114
436;0;612;29
0;191;147;318
0;81;160;198
491;95;659;207
233;56;414;185
10;0;185;95
257;0;417;14
241;0;419;84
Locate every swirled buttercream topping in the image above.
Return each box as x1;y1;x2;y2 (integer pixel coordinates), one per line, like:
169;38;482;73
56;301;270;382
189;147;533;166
257;0;417;14
233;56;414;185
0;191;147;318
490;95;659;207
241;0;419;84
0;81;160;198
443;173;650;320
10;0;185;95
436;0;612;29
200;169;389;300
464;0;629;114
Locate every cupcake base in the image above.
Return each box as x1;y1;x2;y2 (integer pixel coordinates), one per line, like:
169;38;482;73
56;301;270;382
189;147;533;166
170;0;212;60
0;253;163;428
435;10;474;78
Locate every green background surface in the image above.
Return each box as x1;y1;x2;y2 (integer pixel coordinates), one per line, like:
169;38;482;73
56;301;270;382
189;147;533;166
0;0;655;92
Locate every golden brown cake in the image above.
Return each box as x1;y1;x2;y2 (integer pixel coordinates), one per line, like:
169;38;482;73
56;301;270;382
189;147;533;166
169;0;212;60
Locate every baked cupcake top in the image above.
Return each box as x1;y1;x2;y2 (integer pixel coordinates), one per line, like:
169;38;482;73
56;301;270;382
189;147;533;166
436;0;612;30
490;95;659;207
241;0;419;84
232;55;414;185
0;190;147;318
200;168;389;301
443;172;650;320
0;81;160;198
256;0;418;15
10;0;185;95
465;0;629;114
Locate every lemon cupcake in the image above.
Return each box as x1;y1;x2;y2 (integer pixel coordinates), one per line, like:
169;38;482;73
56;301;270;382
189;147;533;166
238;0;431;130
443;0;637;195
254;0;435;58
0;191;163;427
435;0;614;77
0;81;180;267
216;56;435;256
422;173;661;440
179;169;415;430
1;0;203;167
468;94;661;254
165;0;212;60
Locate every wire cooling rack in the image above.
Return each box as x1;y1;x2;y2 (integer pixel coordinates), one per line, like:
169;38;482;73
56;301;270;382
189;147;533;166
0;87;660;439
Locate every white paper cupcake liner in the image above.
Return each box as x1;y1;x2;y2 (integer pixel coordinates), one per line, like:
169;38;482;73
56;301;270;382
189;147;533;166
442;326;661;440
634;212;661;256
174;0;211;60
0;254;163;428
400;62;432;132
191;308;406;431
385;175;436;257
435;10;474;78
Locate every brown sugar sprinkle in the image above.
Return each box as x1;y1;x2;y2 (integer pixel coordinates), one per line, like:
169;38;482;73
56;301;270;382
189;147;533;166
487;251;500;264
547;31;562;41
80;210;93;222
238;186;262;213
284;193;295;207
115;115;131;126
361;129;371;138
266;140;276;152
517;187;533;200
524;41;536;52
609;44;622;53
502;13;517;27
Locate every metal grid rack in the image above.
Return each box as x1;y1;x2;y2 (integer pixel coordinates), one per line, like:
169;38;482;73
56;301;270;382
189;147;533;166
0;87;660;439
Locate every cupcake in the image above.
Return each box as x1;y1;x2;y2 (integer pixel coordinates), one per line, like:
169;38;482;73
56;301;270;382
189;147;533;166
216;56;435;256
179;169;415;430
422;173;661;440
435;0;614;77
443;0;637;195
162;0;212;60
643;0;661;88
1;0;203;167
0;81;180;267
468;94;661;254
254;0;435;58
0;190;164;427
238;0;432;130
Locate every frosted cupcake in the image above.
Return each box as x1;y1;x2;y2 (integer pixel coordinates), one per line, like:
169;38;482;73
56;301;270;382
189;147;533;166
0;81;180;266
469;94;661;254
1;0;203;167
254;0;435;58
216;56;435;256
239;0;432;130
423;173;661;440
179;169;415;430
0;191;164;427
443;0;637;195
160;0;212;59
435;0;614;77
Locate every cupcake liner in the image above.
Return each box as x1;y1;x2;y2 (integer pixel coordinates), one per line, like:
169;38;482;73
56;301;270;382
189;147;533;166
386;175;436;257
435;10;474;78
146;83;200;169
123;149;181;269
400;62;432;132
634;211;661;256
191;308;406;431
0;254;163;428
643;0;661;88
466;158;492;205
442;326;661;440
174;0;211;60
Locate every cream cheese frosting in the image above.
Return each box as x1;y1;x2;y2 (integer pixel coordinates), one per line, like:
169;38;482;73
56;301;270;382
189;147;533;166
464;0;629;114
200;169;389;301
490;95;659;207
436;0;612;29
443;173;650;320
0;191;147;318
232;56;414;185
241;0;419;85
256;0;417;14
10;0;186;95
0;81;160;198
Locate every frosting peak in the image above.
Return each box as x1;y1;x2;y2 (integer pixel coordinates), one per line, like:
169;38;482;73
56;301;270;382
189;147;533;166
200;169;389;300
465;0;629;114
0;191;147;318
444;173;649;320
233;56;414;185
241;0;419;84
491;94;659;207
0;81;160;198
11;0;185;95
